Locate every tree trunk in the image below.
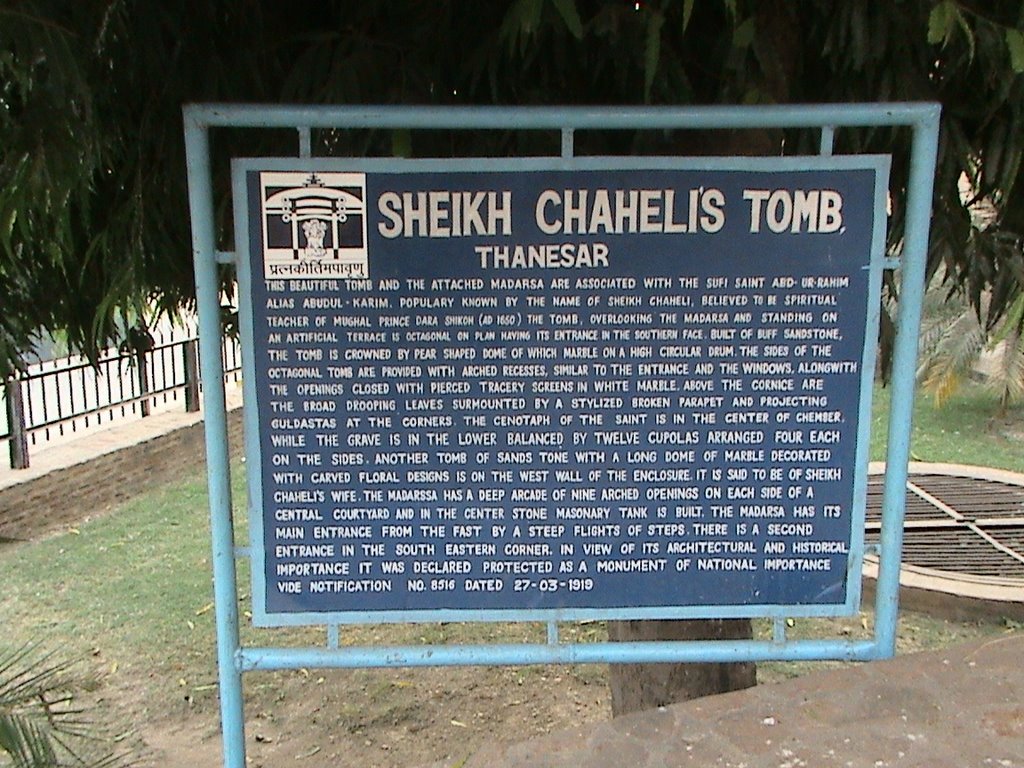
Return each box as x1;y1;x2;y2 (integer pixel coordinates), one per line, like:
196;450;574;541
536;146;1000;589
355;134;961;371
600;0;799;719
606;619;757;717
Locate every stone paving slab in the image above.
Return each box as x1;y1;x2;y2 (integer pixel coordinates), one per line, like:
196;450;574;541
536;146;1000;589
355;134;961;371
433;633;1023;768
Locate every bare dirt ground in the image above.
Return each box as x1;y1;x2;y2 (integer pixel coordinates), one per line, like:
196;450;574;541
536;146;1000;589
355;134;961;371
89;611;1013;768
16;490;1018;768
120;657;612;767
13;404;1020;768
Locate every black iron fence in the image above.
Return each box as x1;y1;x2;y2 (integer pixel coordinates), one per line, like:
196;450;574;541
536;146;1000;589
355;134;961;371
2;334;241;469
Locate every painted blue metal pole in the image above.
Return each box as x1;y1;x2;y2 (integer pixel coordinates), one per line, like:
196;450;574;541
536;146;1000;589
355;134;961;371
872;106;941;656
183;107;247;768
238;638;878;672
185;102;941;132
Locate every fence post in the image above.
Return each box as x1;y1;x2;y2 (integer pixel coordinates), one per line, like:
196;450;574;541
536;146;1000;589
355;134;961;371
5;375;29;469
183;339;201;413
136;348;151;417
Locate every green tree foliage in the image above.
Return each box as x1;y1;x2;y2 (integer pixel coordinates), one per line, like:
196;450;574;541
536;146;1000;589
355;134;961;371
1;0;1022;379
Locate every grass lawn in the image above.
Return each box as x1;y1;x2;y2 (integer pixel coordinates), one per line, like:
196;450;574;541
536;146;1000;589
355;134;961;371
0;381;1020;717
0;470;226;704
870;383;1024;472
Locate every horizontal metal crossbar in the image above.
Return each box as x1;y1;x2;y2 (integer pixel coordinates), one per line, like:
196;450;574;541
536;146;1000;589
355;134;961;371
237;638;879;672
185;102;940;131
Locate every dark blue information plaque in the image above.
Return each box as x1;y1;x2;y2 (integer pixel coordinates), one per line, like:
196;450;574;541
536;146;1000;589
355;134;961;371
236;156;889;626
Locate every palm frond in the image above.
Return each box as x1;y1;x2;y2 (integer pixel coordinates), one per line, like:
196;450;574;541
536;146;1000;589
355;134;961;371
0;644;143;768
917;309;988;406
0;716;58;768
989;292;1024;344
985;326;1024;408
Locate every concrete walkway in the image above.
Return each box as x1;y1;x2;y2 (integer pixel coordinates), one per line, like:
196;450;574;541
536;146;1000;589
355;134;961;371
0;386;243;493
441;632;1024;768
0;387;244;540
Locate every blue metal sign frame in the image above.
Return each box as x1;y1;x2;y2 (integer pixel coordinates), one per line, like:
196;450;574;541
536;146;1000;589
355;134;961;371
184;104;939;768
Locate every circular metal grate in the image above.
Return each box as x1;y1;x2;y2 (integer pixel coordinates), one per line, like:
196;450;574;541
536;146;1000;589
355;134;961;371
866;466;1024;582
